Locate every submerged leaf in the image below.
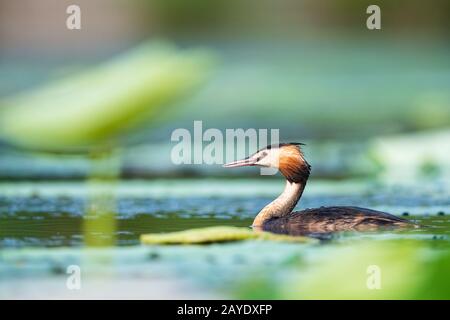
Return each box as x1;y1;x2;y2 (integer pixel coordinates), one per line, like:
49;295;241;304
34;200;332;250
140;226;314;245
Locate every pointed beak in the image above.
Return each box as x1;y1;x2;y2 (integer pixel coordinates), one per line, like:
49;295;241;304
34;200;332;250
222;157;257;168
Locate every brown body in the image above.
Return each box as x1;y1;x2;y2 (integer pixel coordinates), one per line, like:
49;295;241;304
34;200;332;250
224;143;414;235
262;206;411;235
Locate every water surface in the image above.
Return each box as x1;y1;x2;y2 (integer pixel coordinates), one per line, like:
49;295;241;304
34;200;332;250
1;179;449;248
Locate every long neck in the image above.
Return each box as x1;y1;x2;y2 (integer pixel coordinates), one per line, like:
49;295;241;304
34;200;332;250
253;180;305;227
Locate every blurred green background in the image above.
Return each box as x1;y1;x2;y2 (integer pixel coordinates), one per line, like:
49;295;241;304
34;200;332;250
0;0;449;300
0;0;449;181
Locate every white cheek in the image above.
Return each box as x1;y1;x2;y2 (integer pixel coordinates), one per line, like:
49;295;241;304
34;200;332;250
259;153;280;168
257;159;271;167
268;154;281;167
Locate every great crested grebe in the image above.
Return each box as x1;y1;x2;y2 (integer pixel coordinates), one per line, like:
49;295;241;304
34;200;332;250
223;143;413;235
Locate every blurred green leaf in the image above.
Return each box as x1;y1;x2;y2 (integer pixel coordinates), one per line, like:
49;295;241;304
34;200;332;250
0;42;215;151
236;240;450;299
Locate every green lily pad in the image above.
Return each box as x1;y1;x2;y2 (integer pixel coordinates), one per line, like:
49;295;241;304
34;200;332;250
140;226;314;245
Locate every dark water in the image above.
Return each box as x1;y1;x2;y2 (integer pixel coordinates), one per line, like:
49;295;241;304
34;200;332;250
0;196;254;247
1;190;449;248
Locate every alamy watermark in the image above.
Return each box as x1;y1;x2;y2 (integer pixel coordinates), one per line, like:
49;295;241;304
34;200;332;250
66;5;81;30
366;5;381;30
171;121;280;175
366;264;382;289
66;265;81;290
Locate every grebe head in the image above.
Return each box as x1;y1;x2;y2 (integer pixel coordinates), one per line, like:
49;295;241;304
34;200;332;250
223;142;311;184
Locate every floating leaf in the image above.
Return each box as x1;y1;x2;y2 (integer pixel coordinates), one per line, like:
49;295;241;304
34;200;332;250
140;226;314;245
